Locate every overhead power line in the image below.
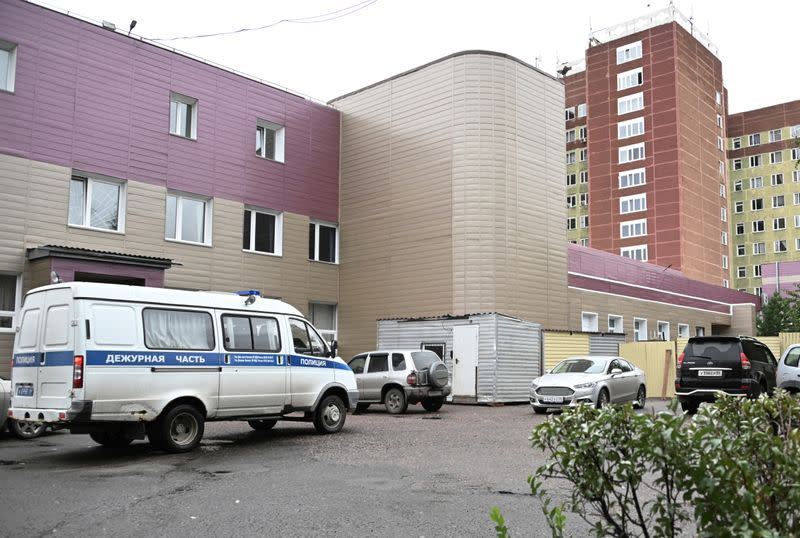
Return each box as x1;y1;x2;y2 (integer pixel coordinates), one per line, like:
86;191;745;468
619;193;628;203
150;0;379;41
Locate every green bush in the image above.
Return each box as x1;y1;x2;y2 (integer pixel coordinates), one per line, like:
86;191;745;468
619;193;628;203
491;391;800;537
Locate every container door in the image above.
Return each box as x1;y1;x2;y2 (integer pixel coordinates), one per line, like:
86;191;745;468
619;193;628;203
36;288;75;410
452;325;479;397
11;292;45;408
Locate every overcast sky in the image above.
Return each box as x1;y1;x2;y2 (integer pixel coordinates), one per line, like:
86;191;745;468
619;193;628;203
34;0;798;113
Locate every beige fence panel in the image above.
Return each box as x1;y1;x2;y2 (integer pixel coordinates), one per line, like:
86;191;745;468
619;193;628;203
543;331;590;372
780;333;800;353
619;341;677;399
758;336;782;360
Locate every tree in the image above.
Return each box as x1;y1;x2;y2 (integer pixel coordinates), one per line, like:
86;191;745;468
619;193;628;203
756;291;795;336
784;283;800;331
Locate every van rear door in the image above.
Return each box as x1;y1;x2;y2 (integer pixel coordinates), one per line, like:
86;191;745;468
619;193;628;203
36;288;75;410
11;291;45;408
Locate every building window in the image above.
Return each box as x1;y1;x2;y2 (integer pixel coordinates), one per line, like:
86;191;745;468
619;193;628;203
579;149;587;162
616;41;643;64
608;315;623;334
770;151;783;165
309;221;338;263
657;321;670;341
751;198;763;211
736;244;745;256
721;231;728;245
722;255;728;269
68;175;126;232
769;129;782;142
566;173;577;185
0;274;21;331
566;151;576;164
719;184;726;198
580;171;589;183
566;129;576;143
719;161;725;176
795;193;800;205
695;326;705;337
792;125;800;138
243;208;282;256
618;117;645;139
737;266;746;278
619;142;645;164
580;238;589;247
0;41;17;93
734;180;743;192
577;103;587;118
620;193;646;214
749;133;761;146
735;223;745;235
716;114;723;128
166;192;212;244
621;245;648;261
617;67;643;90
581;312;599;332
753;265;762;277
580;193;588;206
796;237;800;251
734;201;743;213
752;220;764;233
578;126;587;141
772;173;784;186
634;318;647;341
717;137;724;151
715;91;722;105
732;159;742;171
722;279;729;288
567;217;577;230
617;92;644;115
775;240;788;253
565;107;576;121
580;215;589;228
308;303;337;344
619;219;647;239
731;137;741;149
169;93;198;139
619;168;646;188
793;149;800;162
796;215;800;228
773;195;785;208
567;195;576;208
678;324;690;338
750;155;762;167
753;242;765;255
720;207;727;222
754;287;763;298
256;120;285;162
773;217;786;231
751;176;763;189
795;171;800;183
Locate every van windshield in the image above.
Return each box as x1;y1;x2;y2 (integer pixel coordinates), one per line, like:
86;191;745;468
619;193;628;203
411;351;440;370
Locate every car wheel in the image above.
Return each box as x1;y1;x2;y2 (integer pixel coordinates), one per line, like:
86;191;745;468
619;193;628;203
313;394;346;434
9;419;46;440
384;387;408;415
89;430;133;448
633;385;647;409
595;388;610;409
156;404;205;453
681;399;700;415
532;406;547;415
421;398;444;412
248;419;278;431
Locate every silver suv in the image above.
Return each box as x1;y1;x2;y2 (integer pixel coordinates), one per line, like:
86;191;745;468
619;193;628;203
348;350;451;414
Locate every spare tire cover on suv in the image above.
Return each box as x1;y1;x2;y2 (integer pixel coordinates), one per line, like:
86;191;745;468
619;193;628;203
428;362;449;388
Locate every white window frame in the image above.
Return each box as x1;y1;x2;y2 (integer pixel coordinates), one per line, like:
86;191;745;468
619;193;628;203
567;217;577;230
769;129;782;143
773;217;786;231
732;159;742;171
566;129;576;143
753;265;762;277
719;184;726;198
736;244;745;256
716;114;723;128
169;92;198;139
566;173;577;185
796;215;800;228
735;223;745;235
617;92;644;115
619;142;645;164
770;151;783;165
749;155;762;167
751;176;763;189
566;151;576;164
678;323;690;338
752;220;764;233
580;215;589;228
68;174;127;233
565;107;576;121
308;302;338;344
579;149;587;162
773;195;785;208
577;103;587;118
165;192;213;245
732;137;742;149
0;274;22;333
567;195;576;208
621;244;648;261
578;126;587;141
720;207;727;222
715;91;722;105
309;220;339;264
734;201;743;213
620;193;647;214
633;317;647;342
796;238;800;251
617;67;643;91
751;198;763;211
753;242;766;255
722;279;729;288
771;173;784;186
607;315;623;334
618;117;645;140
619;168;646;189
792;125;800;138
717;137;724;151
749;133;761;146
737;266;746;278
793;149;800;162
722;255;728;269
581;312;599;332
774;239;787;253
579;193;588;206
733;179;743;192
795;193;800;205
657;321;670;341
795;170;800;183
243;207;283;256
0;40;18;93
580;171;589;184
721;231;728;245
255;119;286;163
616;41;643;64
580;238;589;247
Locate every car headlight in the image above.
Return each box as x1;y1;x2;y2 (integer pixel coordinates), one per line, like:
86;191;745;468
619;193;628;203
530;378;540;390
574;381;596;389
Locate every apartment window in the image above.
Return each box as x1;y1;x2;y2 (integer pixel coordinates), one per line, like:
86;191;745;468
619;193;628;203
716;114;723;128
722;255;728;269
722;279;729;288
734;201;743;213
617;92;644;115
735;223;744;235
732;159;743;171
169;93;198;139
796;238;800;251
736;244;745;256
734;180;743;192
577;103;587;118
617;67;643;90
721;231;728;245
619;219;647;239
620;193;646;214
566;151;576;164
752;220;764;233
243;208;283;256
774;217;786;231
579;149;587;162
565;107;576;121
580;171;588;184
616;41;643;64
567;217;576;230
580;238;589;247
633;318;647;342
256;120;285;162
607;315;623;333
751;176;763;189
720;207;727;222
795;193;800;205
795;170;800;182
717;137;724;151
578;126;587;141
678;323;690;338
308;303;337;344
619;168;646;188
753;242;765;255
580;215;589;228
580;193;588;206
619;142;645;164
753;265;762;277
754;287;763;298
750;155;762;167
618;117;645;139
657;321;670;341
770;151;783;165
731;137;741;149
793;149;800;161
0;41;17;93
566;195;577;208
566;129;576;143
695;326;705;337
719;161;725;176
581;312;599;332
751;198;763;211
0;274;21;330
773;195;785;208
621;245;648;261
796;215;800;228
68;175;126;232
775;240;788;253
769;129;782;143
749;133;761;146
309;221;338;263
715;91;722;105
792;125;800;138
772;173;784;186
719;184;726;198
737;266;746;278
566;173;577;185
165;192;212;244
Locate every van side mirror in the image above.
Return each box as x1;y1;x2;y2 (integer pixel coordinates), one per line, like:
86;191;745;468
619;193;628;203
328;340;338;358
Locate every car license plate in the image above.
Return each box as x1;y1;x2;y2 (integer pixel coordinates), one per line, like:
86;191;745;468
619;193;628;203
541;396;563;404
698;370;722;377
16;385;34;397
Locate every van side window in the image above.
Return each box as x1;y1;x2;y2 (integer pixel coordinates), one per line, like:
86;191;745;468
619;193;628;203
222;315;281;352
289;318;328;357
18;309;40;349
143;308;214;350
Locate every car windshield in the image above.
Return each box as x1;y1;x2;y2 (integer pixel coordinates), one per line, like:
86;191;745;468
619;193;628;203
551;358;606;374
411;351;440;370
686;340;738;360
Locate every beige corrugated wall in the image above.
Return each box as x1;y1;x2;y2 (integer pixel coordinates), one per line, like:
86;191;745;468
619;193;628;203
543;332;590;371
620;341;677;398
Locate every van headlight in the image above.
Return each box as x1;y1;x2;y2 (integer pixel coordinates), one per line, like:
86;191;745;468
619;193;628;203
574;381;596;390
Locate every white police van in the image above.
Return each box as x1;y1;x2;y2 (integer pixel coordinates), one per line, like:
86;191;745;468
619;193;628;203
9;282;358;453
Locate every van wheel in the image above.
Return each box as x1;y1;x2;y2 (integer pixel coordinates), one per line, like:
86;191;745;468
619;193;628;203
313;395;346;434
89;430;133;448
248;419;278;431
421;398;444;412
384;388;408;414
9;419;46;440
156;404;204;453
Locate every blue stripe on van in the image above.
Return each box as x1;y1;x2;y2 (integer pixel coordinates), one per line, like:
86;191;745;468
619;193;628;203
81;351;351;370
13;351;74;367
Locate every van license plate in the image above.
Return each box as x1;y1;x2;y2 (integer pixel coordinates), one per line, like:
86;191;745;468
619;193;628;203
16;385;34;397
541;396;563;403
698;370;722;377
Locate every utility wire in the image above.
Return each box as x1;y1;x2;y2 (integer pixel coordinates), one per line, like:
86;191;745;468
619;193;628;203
150;0;379;41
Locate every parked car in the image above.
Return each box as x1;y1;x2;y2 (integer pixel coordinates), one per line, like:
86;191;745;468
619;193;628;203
777;343;800;393
1;378;47;439
348;350;451;414
675;335;777;414
529;356;646;414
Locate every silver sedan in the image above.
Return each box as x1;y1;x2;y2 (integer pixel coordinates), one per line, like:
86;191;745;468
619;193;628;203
529;356;646;414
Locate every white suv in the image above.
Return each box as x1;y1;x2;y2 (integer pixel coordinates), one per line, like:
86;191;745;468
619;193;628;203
347;350;450;414
777;344;800;393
